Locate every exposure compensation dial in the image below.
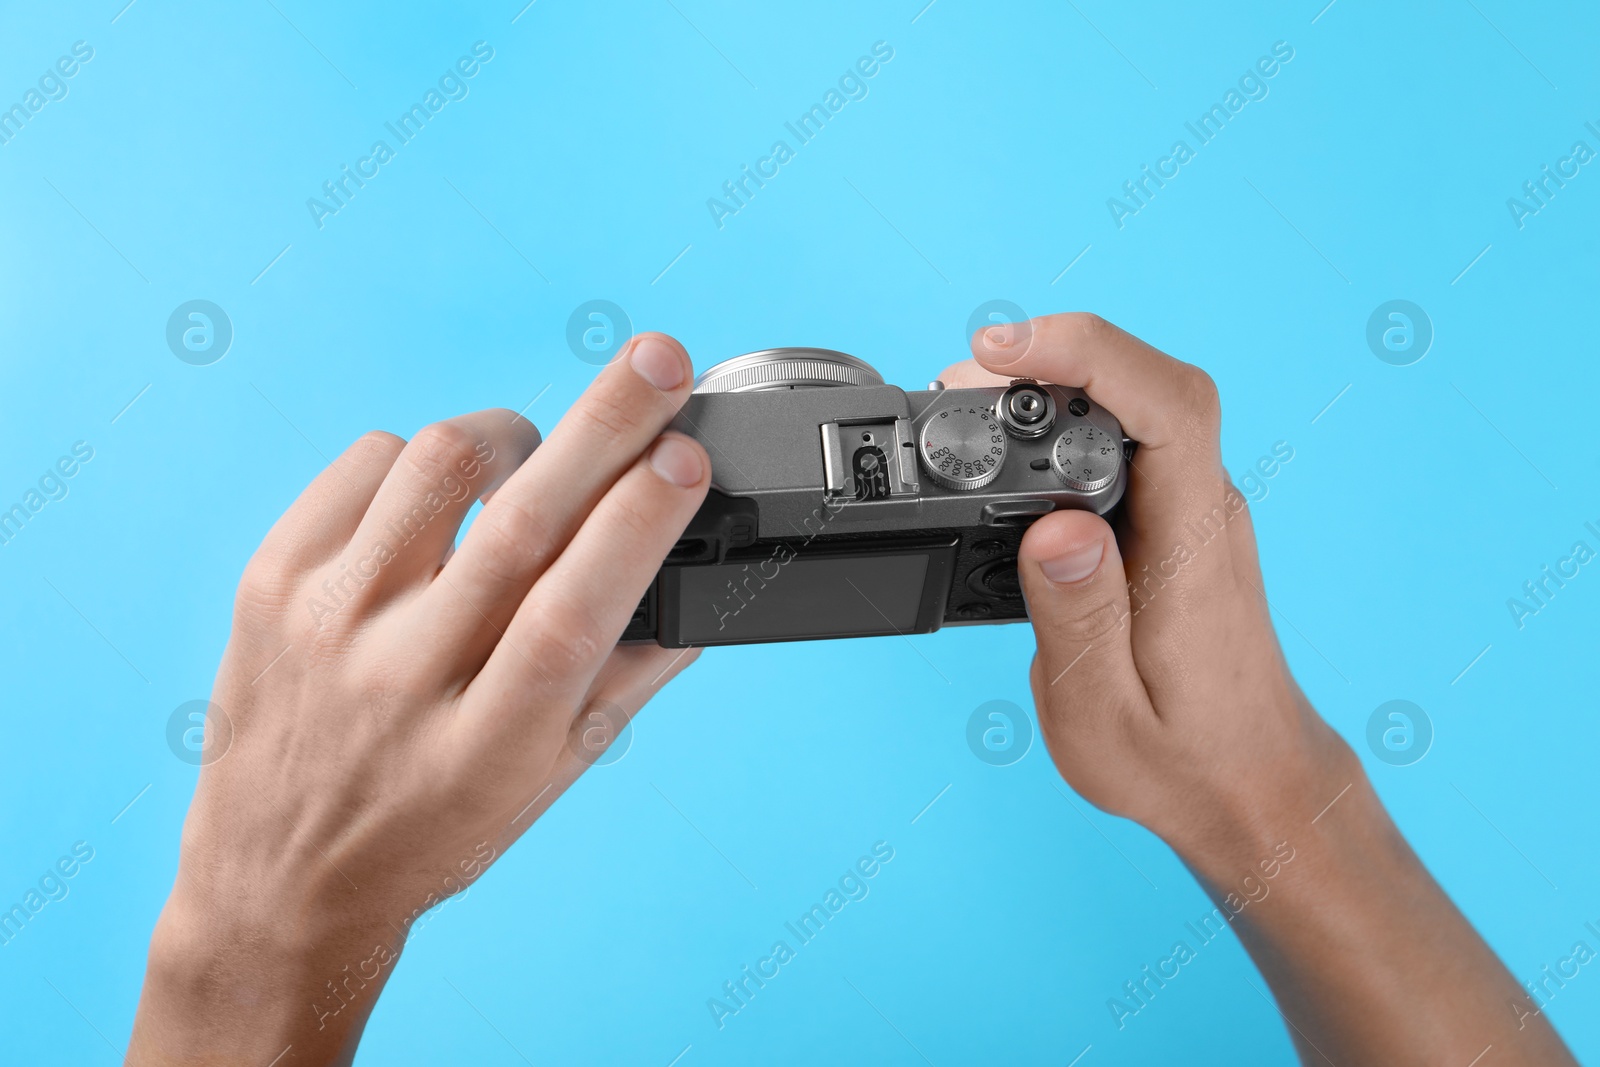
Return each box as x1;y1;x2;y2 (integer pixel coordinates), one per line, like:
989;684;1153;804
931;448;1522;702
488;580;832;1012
1050;418;1119;491
917;404;1007;491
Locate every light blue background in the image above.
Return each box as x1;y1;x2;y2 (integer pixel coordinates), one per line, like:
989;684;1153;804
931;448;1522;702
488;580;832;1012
2;1;1598;1063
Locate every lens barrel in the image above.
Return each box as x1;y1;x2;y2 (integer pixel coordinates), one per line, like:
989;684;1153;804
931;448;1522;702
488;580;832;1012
693;349;884;393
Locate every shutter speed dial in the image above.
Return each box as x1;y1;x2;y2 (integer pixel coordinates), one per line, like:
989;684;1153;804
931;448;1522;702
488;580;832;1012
918;405;1006;491
1051;420;1119;491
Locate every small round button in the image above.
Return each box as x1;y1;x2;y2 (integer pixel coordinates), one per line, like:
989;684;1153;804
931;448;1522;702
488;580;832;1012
997;382;1055;439
918;405;1007;491
1050;421;1119;492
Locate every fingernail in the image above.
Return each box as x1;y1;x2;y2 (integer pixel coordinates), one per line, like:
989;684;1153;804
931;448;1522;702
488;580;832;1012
649;437;703;488
1039;540;1104;585
630;336;685;391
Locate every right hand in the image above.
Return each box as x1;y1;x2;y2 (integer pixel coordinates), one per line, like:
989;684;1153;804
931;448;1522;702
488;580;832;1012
939;313;1353;870
941;315;1579;1067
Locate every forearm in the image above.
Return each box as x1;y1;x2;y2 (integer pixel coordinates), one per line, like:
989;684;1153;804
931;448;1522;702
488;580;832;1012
1178;738;1575;1066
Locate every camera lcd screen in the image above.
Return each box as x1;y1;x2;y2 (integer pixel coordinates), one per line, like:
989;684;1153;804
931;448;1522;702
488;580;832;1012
675;552;931;645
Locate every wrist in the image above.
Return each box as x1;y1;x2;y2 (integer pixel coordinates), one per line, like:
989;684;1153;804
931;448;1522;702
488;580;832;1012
132;882;403;1065
1162;718;1374;889
1158;724;1436;963
1149;730;1559;1063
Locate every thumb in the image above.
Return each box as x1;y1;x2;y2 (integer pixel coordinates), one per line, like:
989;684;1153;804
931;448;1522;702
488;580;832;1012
1017;509;1146;711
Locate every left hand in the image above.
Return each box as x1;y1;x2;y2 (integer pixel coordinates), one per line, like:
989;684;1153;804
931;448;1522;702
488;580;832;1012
130;332;710;1064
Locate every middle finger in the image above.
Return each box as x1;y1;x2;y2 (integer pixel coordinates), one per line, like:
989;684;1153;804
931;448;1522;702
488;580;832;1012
414;332;696;673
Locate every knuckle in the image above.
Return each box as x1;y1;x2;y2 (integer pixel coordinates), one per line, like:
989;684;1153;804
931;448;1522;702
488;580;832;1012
1039;311;1113;350
494;410;543;450
350;657;407;709
526;602;603;678
1181;366;1222;433
1220;476;1252;515
300;616;362;666
467;498;551;583
405;421;481;486
350;429;406;466
606;493;662;544
1070;311;1113;340
1027;312;1112;368
1043;593;1126;647
234;552;300;618
283;571;362;649
573;386;643;441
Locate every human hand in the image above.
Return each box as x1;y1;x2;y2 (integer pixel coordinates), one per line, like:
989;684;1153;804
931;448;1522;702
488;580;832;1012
939;314;1575;1065
939;313;1349;872
129;333;711;1064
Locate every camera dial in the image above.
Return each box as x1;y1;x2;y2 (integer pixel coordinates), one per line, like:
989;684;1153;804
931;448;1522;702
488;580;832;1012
1050;419;1119;492
693;348;883;393
918;405;1007;491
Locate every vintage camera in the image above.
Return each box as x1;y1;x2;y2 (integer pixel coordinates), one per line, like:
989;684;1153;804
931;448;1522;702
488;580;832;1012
621;348;1130;647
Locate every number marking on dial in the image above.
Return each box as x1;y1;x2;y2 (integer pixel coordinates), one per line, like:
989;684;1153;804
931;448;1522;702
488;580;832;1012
1051;422;1118;492
918;405;1007;491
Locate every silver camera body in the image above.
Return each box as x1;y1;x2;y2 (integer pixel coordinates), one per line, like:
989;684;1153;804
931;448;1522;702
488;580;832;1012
622;348;1130;648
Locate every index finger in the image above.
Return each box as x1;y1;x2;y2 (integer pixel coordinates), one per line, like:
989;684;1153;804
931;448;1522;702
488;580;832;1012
415;332;696;669
970;313;1234;575
971;313;1219;457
